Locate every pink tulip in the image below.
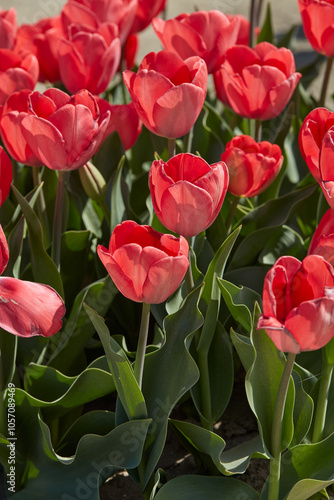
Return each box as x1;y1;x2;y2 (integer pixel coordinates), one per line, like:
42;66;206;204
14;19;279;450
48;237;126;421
221;135;283;198
308;208;334;265
214;42;301;120
97;220;189;304
123;50;207;139
152;10;240;74
15;16;64;83
0;8;17;50
96;97;142;150
149;153;229;238
298;0;334;57
13;88;110;171
61;0;138;43
0;225;65;337
0;49;39;108
258;255;334;353
58;22;121;94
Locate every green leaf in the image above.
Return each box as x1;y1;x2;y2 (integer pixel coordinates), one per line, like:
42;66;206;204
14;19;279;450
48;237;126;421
110;155;126;231
259;225;305;265
154;475;259;500
84;303;147;420
141;285;204;487
246;305;295;456
290;370;314;447
217;278;261;333
11;184;64;298
230;329;255;373
0;329;17;391
257;3;273;44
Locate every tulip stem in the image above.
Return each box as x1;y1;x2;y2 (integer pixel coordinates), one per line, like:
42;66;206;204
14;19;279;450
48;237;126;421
255;119;262;142
312;350;333;443
249;0;256;47
52;171;67;270
268;352;296;500
184;238;194;294
32;166;50;246
167;138;176;159
134;302;151;390
99;200;111;230
225;195;239;234
319;57;333;108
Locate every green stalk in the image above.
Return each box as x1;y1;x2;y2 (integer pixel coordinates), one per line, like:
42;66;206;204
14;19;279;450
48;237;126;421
167;138;176;159
184;237;194;294
268;352;296;500
255;119;262;142
52;170;67;270
312;350;333;443
98;200;111;230
319;57;333;108
134;302;151;390
198;347;213;431
32;166;50;246
249;0;256;48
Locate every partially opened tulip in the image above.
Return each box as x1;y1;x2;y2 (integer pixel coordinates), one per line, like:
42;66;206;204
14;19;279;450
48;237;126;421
0;49;39;110
16;88;110;171
308;208;334;265
152;10;240;74
15;15;64;83
97;220;189;304
149;153;228;238
96;97;142;151
123;51;207;139
61;0;138;43
221;135;283;198
0;225;65;337
0;147;12;207
57;22;121;94
0;8;17;50
298;0;334;58
299;107;334;182
258;255;334;354
130;0;166;35
214;42;301;120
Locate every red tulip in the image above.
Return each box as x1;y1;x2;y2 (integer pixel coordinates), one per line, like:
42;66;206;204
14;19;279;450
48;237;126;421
214;42;301;120
226;14;251;46
97;220;189;304
5;88;110;171
123;51;207;139
58;22;121;94
15;16;64;83
0;225;65;337
0;8;17;50
61;0;138;43
152;10;240;74
0;90;44;166
299;107;334;182
298;0;334;57
0;49;39;108
0;146;12;206
308;208;334;265
130;0;166;35
149;153;229;238
221;135;283;198
96;97;142;150
121;33;139;70
257;255;334;353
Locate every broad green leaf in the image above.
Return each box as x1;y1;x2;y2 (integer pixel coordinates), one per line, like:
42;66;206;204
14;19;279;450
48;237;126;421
259;225;305;265
11;184;64;297
246;305;295;456
191;321;234;424
286;480;334;500
257;3;273;44
48;277;118;373
290;370;314;447
84;303;147;420
141;286;204;487
217;278;261;333
110;155;126;231
230;329;255;373
154;475;259;500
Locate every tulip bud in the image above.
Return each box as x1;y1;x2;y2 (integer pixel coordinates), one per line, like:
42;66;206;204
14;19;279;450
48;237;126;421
79;162;106;202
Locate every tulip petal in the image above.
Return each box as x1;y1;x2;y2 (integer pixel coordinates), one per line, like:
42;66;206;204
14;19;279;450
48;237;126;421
257;314;300;353
284;298;334;351
143;254;188;304
0;146;12;206
0;225;9;275
0;277;65;337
